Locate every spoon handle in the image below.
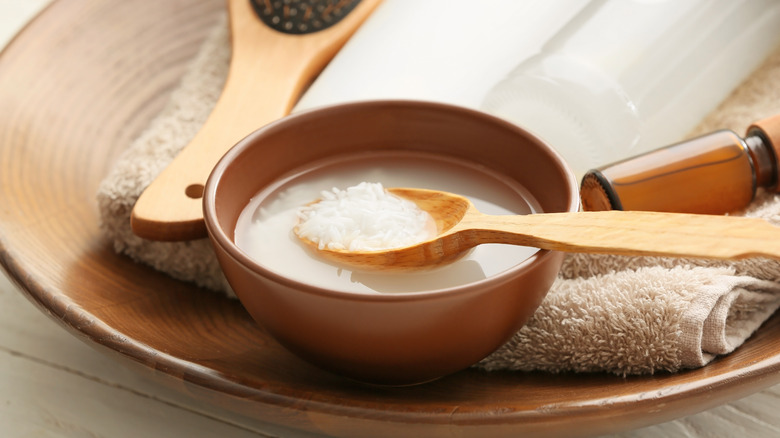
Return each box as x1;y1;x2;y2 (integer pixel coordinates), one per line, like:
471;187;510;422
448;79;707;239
467;210;780;260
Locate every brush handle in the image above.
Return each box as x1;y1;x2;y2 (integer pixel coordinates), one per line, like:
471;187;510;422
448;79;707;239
130;0;381;241
459;210;780;260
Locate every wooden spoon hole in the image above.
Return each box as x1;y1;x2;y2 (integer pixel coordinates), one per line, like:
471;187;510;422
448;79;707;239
185;183;204;199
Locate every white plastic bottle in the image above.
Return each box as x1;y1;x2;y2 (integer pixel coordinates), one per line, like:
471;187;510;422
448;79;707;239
482;0;780;179
294;0;590;111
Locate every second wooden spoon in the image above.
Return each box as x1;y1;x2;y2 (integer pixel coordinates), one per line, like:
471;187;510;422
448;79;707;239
296;187;780;270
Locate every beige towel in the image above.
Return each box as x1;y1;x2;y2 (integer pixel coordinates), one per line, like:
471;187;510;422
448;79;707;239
97;17;780;376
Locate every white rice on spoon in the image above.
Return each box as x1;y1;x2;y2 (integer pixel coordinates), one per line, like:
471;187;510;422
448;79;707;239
296;182;435;251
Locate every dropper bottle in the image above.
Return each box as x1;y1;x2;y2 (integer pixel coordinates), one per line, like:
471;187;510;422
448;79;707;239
580;114;780;214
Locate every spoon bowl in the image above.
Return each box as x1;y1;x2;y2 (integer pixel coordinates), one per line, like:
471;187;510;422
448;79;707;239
297;187;780;271
294;187;475;270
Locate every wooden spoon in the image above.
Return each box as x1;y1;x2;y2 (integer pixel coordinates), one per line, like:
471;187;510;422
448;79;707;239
296;187;780;270
130;0;382;241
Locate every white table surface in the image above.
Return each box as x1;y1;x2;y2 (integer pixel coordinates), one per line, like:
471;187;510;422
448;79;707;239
2;1;780;437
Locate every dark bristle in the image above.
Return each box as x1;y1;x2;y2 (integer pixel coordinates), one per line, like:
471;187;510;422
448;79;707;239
250;0;362;35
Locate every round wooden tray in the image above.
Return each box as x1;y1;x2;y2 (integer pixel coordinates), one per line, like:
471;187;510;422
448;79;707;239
3;1;780;436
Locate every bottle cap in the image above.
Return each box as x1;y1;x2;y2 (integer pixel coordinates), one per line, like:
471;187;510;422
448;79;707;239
580;170;620;211
746;114;780;192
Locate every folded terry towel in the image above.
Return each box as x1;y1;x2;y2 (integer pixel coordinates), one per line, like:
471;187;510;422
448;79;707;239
97;16;780;376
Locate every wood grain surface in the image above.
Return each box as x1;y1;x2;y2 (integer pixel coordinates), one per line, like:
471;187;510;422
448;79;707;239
3;1;780;437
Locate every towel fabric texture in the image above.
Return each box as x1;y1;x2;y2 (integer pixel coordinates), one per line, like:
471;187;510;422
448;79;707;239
97;17;780;376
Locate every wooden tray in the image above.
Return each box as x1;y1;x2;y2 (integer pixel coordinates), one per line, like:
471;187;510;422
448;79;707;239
2;1;780;436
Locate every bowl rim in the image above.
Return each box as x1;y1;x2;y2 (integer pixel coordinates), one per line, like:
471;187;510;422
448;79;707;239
203;99;580;302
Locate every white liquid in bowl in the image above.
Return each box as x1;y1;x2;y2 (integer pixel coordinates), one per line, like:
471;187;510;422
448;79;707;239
234;151;542;293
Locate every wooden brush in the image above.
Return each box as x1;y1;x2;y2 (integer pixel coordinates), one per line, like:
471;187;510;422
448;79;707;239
130;0;382;241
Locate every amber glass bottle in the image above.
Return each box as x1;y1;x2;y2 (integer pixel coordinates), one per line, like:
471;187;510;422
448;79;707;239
580;115;780;214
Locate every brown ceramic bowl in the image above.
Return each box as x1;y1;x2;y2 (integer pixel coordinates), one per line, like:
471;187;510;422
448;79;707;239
203;100;578;385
